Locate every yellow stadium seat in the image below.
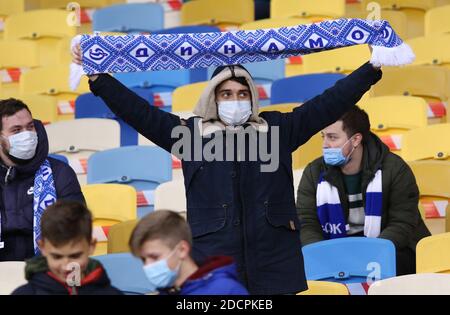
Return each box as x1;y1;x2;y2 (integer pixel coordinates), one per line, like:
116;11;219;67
172;81;208;112
301;45;370;75
416;233;450;273
181;0;254;29
0;0;25;16
298;281;349;295
406;33;450;67
260;103;322;169
271;0;346;21
240;17;311;30
107;219;138;254
371;66;449;102
447;203;450;232
402;124;450;162
4;9;77;66
45;118;121;185
361;0;438;38
425;5;450;36
409;160;449;234
0;261;26;295
18;94;59;124
368;273;450;295
83;184;137;256
19;65;89;120
38;0;124;9
359;96;428;155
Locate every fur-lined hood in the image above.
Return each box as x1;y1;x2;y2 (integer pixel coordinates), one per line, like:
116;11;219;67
192;65;268;135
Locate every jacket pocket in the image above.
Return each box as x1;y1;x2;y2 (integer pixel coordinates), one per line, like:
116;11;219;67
265;202;300;231
188;206;227;238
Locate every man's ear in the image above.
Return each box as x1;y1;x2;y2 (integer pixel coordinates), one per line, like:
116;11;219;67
178;240;191;260
352;133;363;147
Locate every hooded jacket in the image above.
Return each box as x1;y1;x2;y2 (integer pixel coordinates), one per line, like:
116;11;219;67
0;120;85;261
159;256;249;295
11;256;122;295
88;62;382;294
296;132;431;250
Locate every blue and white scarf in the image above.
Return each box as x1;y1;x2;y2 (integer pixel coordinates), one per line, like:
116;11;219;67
70;18;415;89
316;170;382;239
32;159;57;255
0;160;57;254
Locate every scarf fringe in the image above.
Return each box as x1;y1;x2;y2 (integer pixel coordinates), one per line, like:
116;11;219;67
370;42;415;68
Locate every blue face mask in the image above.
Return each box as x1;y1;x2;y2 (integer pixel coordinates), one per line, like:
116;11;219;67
143;246;180;291
323;137;355;166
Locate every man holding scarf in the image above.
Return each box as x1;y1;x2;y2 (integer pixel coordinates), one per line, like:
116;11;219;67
0;98;85;261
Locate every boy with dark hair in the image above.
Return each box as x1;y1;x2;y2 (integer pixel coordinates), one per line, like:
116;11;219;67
296;106;431;275
0;98;84;261
12;201;122;295
130;210;249;295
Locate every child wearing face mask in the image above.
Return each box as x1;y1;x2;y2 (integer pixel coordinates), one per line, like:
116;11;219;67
129;210;249;295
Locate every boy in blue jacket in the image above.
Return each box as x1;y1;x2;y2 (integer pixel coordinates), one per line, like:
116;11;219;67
129;210;248;295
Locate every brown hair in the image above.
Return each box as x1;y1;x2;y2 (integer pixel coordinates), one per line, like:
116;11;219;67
0;98;31;131
339;106;371;143
129;210;191;256
41;200;92;247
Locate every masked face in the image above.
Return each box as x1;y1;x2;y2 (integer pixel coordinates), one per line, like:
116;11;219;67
321;121;358;167
323;137;356;166
215;79;252;126
7;131;38;160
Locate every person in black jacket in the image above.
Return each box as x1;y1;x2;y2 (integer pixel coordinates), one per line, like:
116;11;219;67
12;200;122;295
72;45;382;294
0;99;85;262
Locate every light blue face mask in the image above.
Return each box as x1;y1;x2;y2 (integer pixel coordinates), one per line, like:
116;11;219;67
323;137;356;166
142;246;180;291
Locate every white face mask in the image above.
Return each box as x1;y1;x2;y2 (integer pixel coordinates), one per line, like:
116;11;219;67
218;100;252;126
7;131;38;160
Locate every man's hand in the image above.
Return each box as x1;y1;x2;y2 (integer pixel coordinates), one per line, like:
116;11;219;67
72;43;99;81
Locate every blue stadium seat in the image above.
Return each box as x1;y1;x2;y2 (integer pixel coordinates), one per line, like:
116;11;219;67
87;146;172;217
93;253;153;295
75;89;169;146
270;73;345;104
302;237;397;284
93;3;164;33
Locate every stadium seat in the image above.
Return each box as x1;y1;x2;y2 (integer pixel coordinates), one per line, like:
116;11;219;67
87;146;173;217
270;73;345;104
93;253;153;294
19;94;59;124
19;65;90;120
4;9;77;66
302;237;397;284
93;3;164;33
368;273;450;295
425;4;450;36
154;179;187;217
153;24;221;34
0;0;25;16
107;219;138;254
271;0;346;20
172;81;208;112
406;33;450;67
402;124;450;161
293;168;304;201
45;118;121;185
240;17;311;30
358;96;428;154
38;0;124;9
409;160;449;234
0;261;26;295
83;184;137;256
181;0;254;29
301;45;370;75
114;69;196;91
416;233;450;274
297;281;349;295
260;103;323;170
49;153;69;164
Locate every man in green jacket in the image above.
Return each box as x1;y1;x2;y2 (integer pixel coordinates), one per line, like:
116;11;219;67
296;106;430;275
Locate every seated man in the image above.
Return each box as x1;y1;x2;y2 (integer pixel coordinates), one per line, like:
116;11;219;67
0;98;85;261
296;106;430;275
129;210;249;295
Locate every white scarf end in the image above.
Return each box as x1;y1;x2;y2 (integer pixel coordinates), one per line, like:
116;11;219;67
370;42;416;68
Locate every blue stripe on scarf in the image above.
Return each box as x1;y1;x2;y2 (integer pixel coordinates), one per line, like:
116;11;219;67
365;191;383;216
